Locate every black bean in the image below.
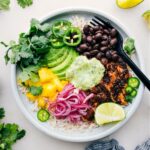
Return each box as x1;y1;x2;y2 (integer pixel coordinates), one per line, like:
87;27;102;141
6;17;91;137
93;44;100;49
100;46;108;52
118;57;123;62
99;26;103;30
82;34;87;42
101;40;108;46
93;25;100;31
110;50;117;55
83;52;91;57
112;54;119;61
83;25;90;35
111;28;117;37
96;52;104;60
86;36;92;43
89;50;99;56
95;33;102;40
101;58;108;65
89;27;94;34
104;29;109;35
88;46;92;51
110;38;117;46
91;39;96;45
79;43;88;50
108;35;112;41
95;30;102;34
106;51;112;59
102;34;108;40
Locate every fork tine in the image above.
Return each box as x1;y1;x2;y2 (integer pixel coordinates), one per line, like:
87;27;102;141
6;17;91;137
90;21;97;26
91;18;104;26
94;16;113;28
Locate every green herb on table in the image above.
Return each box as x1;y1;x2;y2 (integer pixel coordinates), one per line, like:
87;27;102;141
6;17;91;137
17;0;33;8
0;108;5;119
123;38;135;55
0;108;26;150
0;0;10;10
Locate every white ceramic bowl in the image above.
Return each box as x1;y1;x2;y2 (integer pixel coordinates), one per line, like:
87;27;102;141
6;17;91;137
11;7;144;142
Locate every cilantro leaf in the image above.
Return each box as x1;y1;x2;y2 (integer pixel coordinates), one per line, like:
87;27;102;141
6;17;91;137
29;86;43;96
0;108;5;120
17;0;33;8
123;38;135;55
1;18;51;69
0;108;26;150
0;0;10;10
18;65;40;82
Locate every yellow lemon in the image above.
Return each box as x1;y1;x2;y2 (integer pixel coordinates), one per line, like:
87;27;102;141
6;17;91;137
116;0;144;9
143;10;150;28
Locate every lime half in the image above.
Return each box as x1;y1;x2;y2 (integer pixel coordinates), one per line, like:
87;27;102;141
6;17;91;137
143;10;150;28
95;103;125;125
116;0;144;9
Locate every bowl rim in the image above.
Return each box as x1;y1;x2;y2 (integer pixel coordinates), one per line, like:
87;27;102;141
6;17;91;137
11;7;145;142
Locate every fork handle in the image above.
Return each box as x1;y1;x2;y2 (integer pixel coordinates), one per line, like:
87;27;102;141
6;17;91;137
120;52;150;91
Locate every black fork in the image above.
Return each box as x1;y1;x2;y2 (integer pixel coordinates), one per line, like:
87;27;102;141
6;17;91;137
90;16;150;91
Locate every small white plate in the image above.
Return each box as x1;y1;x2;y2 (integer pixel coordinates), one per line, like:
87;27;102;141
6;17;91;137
11;7;144;142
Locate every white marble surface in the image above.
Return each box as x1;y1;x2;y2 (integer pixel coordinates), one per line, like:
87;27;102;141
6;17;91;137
0;0;150;150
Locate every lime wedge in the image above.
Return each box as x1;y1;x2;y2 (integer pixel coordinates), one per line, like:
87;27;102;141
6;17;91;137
143;10;150;28
116;0;144;9
95;103;125;125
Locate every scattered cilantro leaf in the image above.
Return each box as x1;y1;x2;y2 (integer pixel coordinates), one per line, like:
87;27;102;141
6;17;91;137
123;38;135;55
29;86;43;96
0;108;5;119
17;0;33;8
0;0;10;10
0;108;26;150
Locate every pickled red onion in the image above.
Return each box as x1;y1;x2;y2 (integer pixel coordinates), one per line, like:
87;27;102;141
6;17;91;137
48;84;94;123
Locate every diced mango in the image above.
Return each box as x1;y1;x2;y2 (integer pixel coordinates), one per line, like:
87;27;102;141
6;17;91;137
42;83;57;98
50;92;58;102
38;98;46;108
38;68;56;83
61;80;68;86
53;78;64;92
26;92;38;102
25;80;41;87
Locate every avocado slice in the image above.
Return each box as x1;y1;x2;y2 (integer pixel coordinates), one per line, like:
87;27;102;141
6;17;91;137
45;47;65;62
48;48;69;68
51;49;78;73
55;56;76;78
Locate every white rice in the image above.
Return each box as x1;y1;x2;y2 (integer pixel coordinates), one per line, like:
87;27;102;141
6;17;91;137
71;16;89;30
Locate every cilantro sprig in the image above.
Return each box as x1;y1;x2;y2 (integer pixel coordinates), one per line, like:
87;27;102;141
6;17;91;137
0;108;26;150
17;0;33;8
1;19;51;81
0;0;33;10
0;0;10;10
